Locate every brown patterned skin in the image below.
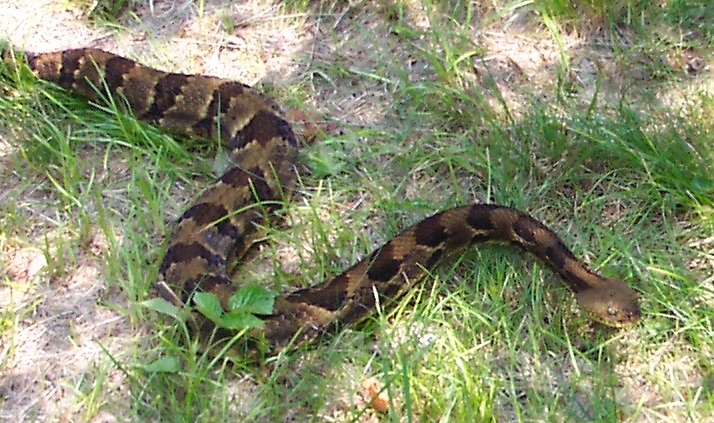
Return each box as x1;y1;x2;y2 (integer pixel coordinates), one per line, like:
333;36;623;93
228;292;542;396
2;47;641;352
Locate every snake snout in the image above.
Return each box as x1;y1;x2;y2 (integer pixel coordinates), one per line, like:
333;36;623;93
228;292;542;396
576;281;641;328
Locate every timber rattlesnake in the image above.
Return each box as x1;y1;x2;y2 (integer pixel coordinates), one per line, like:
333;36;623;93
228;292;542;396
2;47;641;353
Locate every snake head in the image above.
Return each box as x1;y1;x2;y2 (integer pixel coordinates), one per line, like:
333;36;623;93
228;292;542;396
575;279;641;328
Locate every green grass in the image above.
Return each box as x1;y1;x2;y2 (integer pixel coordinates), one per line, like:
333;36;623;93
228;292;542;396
1;1;713;421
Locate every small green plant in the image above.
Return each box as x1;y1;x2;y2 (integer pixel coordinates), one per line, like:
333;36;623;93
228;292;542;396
142;284;277;344
193;284;277;330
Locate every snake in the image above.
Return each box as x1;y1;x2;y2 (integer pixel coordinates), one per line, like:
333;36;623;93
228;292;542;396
1;46;641;353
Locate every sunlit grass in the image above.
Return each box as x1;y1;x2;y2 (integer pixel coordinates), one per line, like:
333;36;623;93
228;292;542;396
1;0;713;421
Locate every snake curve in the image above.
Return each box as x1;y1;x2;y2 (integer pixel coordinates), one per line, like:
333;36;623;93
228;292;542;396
2;47;641;353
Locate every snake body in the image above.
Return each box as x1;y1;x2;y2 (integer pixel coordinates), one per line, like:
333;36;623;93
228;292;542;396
2;47;641;352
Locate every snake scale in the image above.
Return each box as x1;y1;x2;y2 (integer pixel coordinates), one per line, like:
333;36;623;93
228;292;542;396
2;47;641;353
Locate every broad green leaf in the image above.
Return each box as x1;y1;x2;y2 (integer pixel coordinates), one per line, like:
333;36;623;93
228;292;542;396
221;311;265;329
193;292;224;324
140;298;184;322
144;356;181;373
227;284;276;315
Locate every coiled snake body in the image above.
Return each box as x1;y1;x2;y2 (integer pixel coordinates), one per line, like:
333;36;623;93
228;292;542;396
2;47;641;352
